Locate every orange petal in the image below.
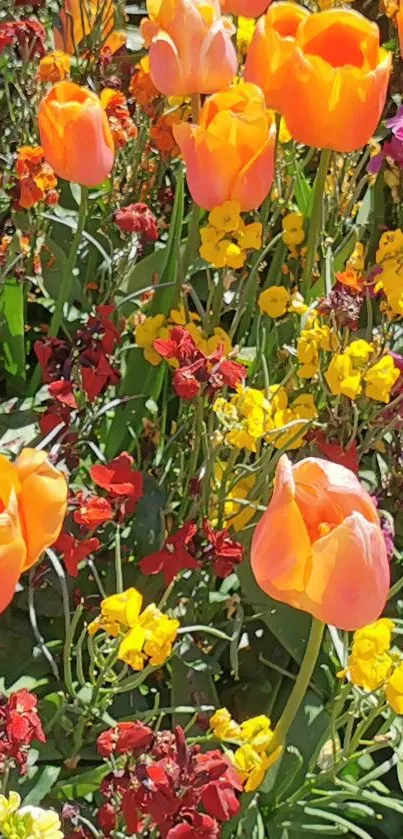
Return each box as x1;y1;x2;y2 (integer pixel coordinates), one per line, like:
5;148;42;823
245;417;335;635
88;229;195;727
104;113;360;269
16;448;68;570
0;491;26;614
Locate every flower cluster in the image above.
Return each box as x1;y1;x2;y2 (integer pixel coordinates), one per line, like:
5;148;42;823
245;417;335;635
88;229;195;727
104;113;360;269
339;619;403;713
88;588;180;671
38;50;70;83
325;341;400;402
115;202;158;242
297;318;338;378
210;709;282;792
0;793;62;839
199;201;263;269
15;146;58;210
95;723;243;837
0;690;45;774
100;89;137;150
213;385;317;452
139;519;244;583
375;228;403;316
0;19;46;58
135;307;234;368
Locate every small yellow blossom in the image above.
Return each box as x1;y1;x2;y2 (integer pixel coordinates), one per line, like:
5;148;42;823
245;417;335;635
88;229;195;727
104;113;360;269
140;604;180;667
237;16;256;53
259;286;290;318
209;201;242;233
38;51;70;83
169;305;200;325
213;466;256;532
101;588;143;628
239;715;274;753
364;356;399;403
135;314;165;366
226;242;246;270
346;339;373;366
232;744;280;792
18;808;63;839
210;708;242;741
340;619;395;691
325;353;362;399
386;662;403;714
0;793;21;824
200;225;224;245
199;238;233;269
347;242;365;273
282;213;305;248
278;117;292;144
376;228;403;263
236;222;263;251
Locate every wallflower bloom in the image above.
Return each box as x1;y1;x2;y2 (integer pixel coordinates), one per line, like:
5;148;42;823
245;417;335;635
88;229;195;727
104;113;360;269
38;50;70;83
279;9;392;152
221;0;271;14
325;353;362;399
364;356;399;402
174;83;276;211
140;0;237;96
341;619;395;690
259;286;290;318
38;81;114;186
251;455;390;630
0;448;67;613
245;2;310;111
386;662;403;713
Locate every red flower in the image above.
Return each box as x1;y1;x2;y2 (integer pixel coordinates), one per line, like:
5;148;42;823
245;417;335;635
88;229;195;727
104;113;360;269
97;722;153;757
115;203;158;241
140;522;198;584
48;379;77;409
202;782;240;822
73;493;114;530
87;305;122;356
91;453;144;498
34;337;70;384
314;431;359;474
172;367;202;400
80;351;120;401
166;812;220;839
121;791;140;834
0;689;45;773
39;405;71;436
55;533;100;577
211;358;247;391
0;22;15;51
155;327;199;366
97;804;116;834
203;520;244;578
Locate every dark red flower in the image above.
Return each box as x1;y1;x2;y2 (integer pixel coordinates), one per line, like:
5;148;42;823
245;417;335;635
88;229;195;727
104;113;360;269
202;782;240;822
90;453;144;501
172;367;202;400
97;804;116;834
80;351;120;401
39;405;71;437
121;791;140;835
48;379;77;409
140;522;198;584
212;358;247;390
73;493;114;530
154;327;199;366
34;337;70;384
54;533;100;577
0;689;45;773
97;722;153;757
0;22;15;51
115;203;158;241
314;432;359;474
202;520;244;578
166;812;220;839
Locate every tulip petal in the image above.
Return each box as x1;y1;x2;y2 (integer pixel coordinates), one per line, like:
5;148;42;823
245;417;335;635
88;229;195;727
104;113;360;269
199;23;237;94
0;457;21;509
251;455;312;601
231;128;275;212
0;491;26;614
306;512;389;630
174;123;232;209
16;449;68;570
148;32;184;96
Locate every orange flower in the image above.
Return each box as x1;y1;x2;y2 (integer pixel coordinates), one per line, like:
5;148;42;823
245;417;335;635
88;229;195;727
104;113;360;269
38;81;115;187
38;50;71;83
279;9;392;152
129;57;160;116
335;268;365;293
54;0;126;55
251;455;389;631
140;0;237;96
245;2;310;111
173;83;276;211
16;146;58;210
221;0;271;16
100;88;137;149
0;448;67;614
150;112;181;157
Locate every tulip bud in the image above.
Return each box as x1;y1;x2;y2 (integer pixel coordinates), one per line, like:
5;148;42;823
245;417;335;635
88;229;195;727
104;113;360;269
38;81;114;186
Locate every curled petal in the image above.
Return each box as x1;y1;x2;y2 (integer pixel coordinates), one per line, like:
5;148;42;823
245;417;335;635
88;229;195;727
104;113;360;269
148;32;183;96
231;128;275;212
16;448;68;570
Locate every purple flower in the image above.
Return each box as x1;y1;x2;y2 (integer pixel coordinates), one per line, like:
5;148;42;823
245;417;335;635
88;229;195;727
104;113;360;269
387;107;403;141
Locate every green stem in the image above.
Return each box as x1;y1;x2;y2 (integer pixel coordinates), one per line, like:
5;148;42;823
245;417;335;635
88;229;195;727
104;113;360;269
49;185;89;337
301;148;331;298
270;618;325;749
115;525;123;594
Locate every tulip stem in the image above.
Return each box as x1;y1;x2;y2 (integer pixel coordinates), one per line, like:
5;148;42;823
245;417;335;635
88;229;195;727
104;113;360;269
49;185;89;339
191;94;201;124
270;618;325;750
301;148;332;298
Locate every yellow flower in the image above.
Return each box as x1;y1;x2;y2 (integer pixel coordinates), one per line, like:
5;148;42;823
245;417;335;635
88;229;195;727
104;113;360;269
386;662;403;713
288;290;307;315
267;385;288;413
169;305;200;325
38;51;70;83
210;708;242;741
226;242;246;270
211;464;256;532
0;793;21;824
325;354;362;399
259;286;290;318
297;330;321;379
232;744;281;792
282;213;305;248
209;201;242;233
239;715;274;753
293;393;317;420
118;625;147;670
340;619;395;691
278;117;292;144
101;588;143;628
236;221;263;251
87;615;122;637
206;326;232;356
237;16;256;53
348;653;393;691
364;356;399;403
199;239;232;268
18;808;63;839
376;228;403;263
353;618;395;659
347;242;365;273
140;604;180;667
135;314;165;349
200;225;224;246
346;339;373;366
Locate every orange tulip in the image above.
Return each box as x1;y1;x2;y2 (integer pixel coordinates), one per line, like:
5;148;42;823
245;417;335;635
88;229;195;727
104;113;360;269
173;83;276;211
0;448;67;614
244;2;310;111
251;455;389;631
277;9;391;152
140;0;237;96
220;0;271;15
54;0;126;55
397;4;403;59
38;81;115;187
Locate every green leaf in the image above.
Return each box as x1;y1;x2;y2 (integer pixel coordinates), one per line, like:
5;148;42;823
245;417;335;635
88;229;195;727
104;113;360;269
52;765;109;801
131;473;166;557
23;766;61;805
0;277;26;393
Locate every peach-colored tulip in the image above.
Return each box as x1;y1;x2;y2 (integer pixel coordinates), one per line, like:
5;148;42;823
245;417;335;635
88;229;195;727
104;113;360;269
220;0;271;15
0;448;67;614
397;3;403;59
38;81;114;186
251;455;389;631
140;0;237;96
245;2;310;111
54;0;126;55
173;83;276;211
278;9;391;152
